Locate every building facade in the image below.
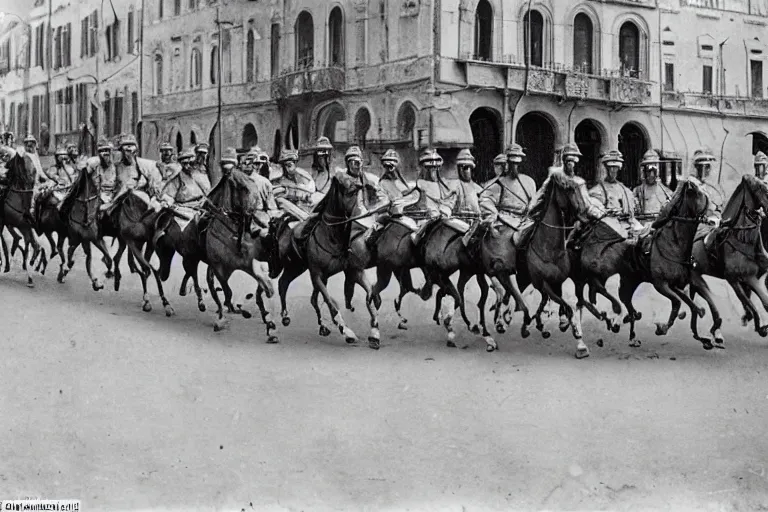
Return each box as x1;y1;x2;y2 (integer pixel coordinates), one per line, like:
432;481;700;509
0;0;141;158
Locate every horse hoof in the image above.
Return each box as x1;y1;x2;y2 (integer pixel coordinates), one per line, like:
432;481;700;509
347;305;355;312
655;323;668;336
521;327;530;339
559;323;569;333
701;339;714;350
266;336;279;344
165;305;175;317
541;331;551;339
142;302;152;313
611;323;621;334
759;326;768;338
267;321;277;331
446;340;457;348
470;324;480;335
345;336;358;344
26;279;34;288
742;315;751;327
495;323;505;334
397;322;408;330
241;310;253;319
368;338;380;350
623;314;631;324
678;311;687;320
92;281;104;292
486;344;495;353
282;316;291;327
57;274;64;284
596;339;604;348
105;270;114;279
575;347;590;359
114;279;121;292
635;311;642;320
629;339;641;348
319;326;331;337
697;308;705;318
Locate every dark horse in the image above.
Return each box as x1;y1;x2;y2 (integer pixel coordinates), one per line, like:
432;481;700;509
268;173;384;347
515;171;593;358
689;175;768;346
176;171;277;338
617;178;709;348
0;151;44;287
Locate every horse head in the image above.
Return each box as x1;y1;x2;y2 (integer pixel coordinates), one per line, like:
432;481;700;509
737;175;768;223
675;179;709;223
314;172;363;220
528;170;583;226
7;151;42;189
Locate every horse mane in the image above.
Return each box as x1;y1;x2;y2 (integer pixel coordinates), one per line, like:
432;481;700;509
310;172;359;216
526;170;574;222
6;152;37;188
652;179;692;228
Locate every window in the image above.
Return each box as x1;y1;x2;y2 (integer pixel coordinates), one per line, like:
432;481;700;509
397;102;416;141
523;10;544;67
329;7;344;66
64;23;71;67
35;23;45;69
222;28;231;83
573;13;593;73
619;22;640;78
154;54;163;94
702;65;713;95
664;62;674;92
356;15;366;64
270;23;280;77
188;0;198;10
474;0;492;61
210;45;218;84
174;0;181;16
8;102;15;133
131;92;138;135
246;29;255;82
54;26;62;69
295;11;314;69
103;91;111;137
752;60;764;99
354;107;371;147
113;95;123;137
190;48;202;88
106;20;120;61
158;0;164;20
89;11;98;57
127;8;134;55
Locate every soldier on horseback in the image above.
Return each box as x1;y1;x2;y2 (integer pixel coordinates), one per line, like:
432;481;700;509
22;134;38;155
274;149;316;217
193;142;210;177
341;145;388;224
43;145;78;212
86;138;118;210
66;141;86;171
689;148;724;226
754;151;768;183
110;133;163;212
311;136;335;196
218;146;239;178
588;149;643;236
479;144;537;228
236;147;282;238
158;147;211;222
559;143;607;249
379;149;410;200
156;142;180;181
452;149;483;221
634;150;672;223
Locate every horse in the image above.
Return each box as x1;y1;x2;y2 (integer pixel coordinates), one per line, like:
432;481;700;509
617;178;710;348
34;186;69;280
267;173;382;347
514;171;595;359
0;151;44;287
54;168;114;291
176;170;277;338
101;190;174;315
689;175;768;346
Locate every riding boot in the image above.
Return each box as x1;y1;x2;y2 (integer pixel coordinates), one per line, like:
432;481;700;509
566;221;582;251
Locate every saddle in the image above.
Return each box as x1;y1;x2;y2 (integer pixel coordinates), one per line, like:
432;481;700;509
290;213;321;258
410;217;442;247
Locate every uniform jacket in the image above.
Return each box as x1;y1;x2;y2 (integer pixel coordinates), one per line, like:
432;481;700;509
114;157;163;198
633;181;673;217
157;161;182;182
85;156;118;202
479;174;537;220
46;163;77;188
160;169;212;204
688;175;725;220
380;173;411;201
589;181;636;218
400;177;457;219
452;180;483;217
274;166;316;212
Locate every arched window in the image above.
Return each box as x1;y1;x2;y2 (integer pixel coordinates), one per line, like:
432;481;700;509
190;48;202;88
270;23;280;77
247;29;256;82
397;102;417;141
317;102;347;143
175;131;183;153
619;21;640;78
474;0;492;61
210;45;218;84
190;131;197;145
573;13;593;73
286;115;299;150
523;10;544;67
329;7;344;66
295;11;314;69
154;54;163;95
242;123;258;148
354;107;371;148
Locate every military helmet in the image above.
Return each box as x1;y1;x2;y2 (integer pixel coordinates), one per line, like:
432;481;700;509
755;151;768;166
345;145;363;162
381;149;400;165
247;145;262;156
279;149;299;163
159;142;174;152
505;143;526;161
315;136;333;152
178;148;195;162
692;149;715;165
493;153;507;165
195;142;210;154
456;148;476;168
419;148;442;166
640;149;661;166
601;149;624;165
562;142;582;160
220;147;238;165
66;141;77;150
54;145;68;157
97;138;113;151
119;133;138;147
254;150;270;164
23;134;37;144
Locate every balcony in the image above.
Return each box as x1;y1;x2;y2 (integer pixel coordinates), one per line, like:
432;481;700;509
662;91;768;117
455;54;653;105
270;66;345;100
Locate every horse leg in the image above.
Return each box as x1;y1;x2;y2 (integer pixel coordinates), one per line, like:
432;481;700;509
1;226;10;272
20;228;34;288
348;268;381;349
310;287;331;337
589;277;624;334
81;242;103;291
688;274;724;349
92;237;114;280
578;279;610;331
9;226;22;259
435;273;461;348
182;258;205;312
126;240;153;312
476;273;496;352
498;272;531;337
744;274;768;338
312;272;358;343
278;265;305;327
55;233;67;283
457;270;479;334
344;271;356;312
207;266;228;331
393;269;416;330
531;292;551;339
112;240;126;291
651;281;683;337
544;280;587;358
618;277;644;347
731;281;766;337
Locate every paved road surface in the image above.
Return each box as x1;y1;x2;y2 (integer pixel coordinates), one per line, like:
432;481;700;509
2;252;768;511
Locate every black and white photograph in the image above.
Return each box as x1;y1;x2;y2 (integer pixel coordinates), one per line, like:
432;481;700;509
2;0;768;509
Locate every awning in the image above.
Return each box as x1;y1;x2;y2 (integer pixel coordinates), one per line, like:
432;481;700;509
430;109;473;146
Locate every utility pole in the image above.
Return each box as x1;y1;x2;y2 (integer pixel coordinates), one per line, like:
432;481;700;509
46;0;52;154
216;5;222;185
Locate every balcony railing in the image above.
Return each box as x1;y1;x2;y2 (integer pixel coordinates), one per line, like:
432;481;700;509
270;66;346;100
662;91;768;117
456;54;653;105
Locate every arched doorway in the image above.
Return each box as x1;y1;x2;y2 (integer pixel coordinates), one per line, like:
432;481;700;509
175;131;183;153
190;131;197;146
469;107;501;183
354;107;371;148
242;123;258;149
515;112;556;186
618;122;648;187
575;119;602;186
317;102;347;144
272;129;282;162
751;132;768;155
619;21;640;78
